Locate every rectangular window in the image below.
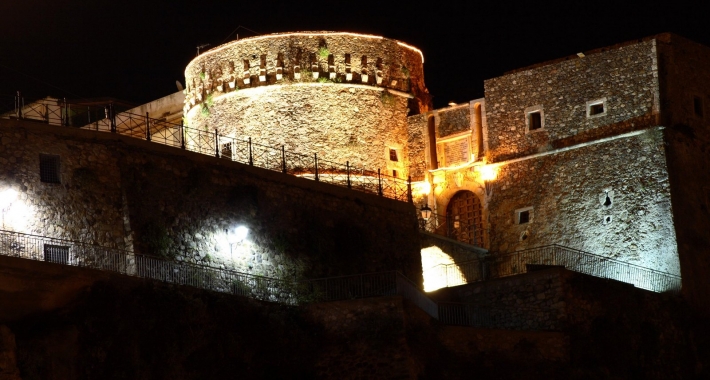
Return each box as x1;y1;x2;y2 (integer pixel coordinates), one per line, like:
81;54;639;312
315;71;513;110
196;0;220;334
389;148;399;162
44;244;70;264
392;169;398;178
515;207;533;224
39;154;61;183
525;105;544;132
529;112;542;130
590;103;605;115
586;98;607;118
694;96;704;118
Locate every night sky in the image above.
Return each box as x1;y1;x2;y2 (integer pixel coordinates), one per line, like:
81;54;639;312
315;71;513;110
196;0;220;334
1;1;709;109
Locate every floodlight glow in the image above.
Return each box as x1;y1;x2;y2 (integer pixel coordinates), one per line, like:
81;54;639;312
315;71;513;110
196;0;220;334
478;165;498;181
421;246;466;292
234;226;249;242
0;189;18;211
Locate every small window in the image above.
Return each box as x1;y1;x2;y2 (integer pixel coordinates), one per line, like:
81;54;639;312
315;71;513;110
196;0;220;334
694;96;704;118
39;154;61;183
529;112;542;130
525;105;544;132
392;169;398;178
586;98;607;118
389;148;399;162
590;103;604;115
515;207;533;224
44;244;69;264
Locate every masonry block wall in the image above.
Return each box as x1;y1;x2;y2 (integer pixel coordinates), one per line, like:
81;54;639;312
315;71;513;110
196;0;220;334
656;34;710;313
0;119;423;283
484;39;660;162
184;32;431;176
488;129;679;274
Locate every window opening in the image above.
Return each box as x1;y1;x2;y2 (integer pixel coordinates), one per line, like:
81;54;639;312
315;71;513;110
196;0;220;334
389;148;398;162
519;210;530;224
40;154;61;183
515;207;533;225
529;112;542;130
44;244;69;264
590;103;605;115
392;169;398;178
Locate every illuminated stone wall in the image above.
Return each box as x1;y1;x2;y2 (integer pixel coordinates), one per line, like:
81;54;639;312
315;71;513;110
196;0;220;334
184;32;430;176
0;119;422;283
484;38;660;162
0;121;128;249
487;129;679;274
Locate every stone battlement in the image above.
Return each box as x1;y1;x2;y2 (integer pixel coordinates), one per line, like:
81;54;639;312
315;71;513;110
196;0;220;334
184;31;430;114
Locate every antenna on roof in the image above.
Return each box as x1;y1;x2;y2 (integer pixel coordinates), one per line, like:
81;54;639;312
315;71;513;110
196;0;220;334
196;44;210;57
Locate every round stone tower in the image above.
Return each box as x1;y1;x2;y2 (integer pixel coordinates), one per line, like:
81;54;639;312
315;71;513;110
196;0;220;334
183;31;430;177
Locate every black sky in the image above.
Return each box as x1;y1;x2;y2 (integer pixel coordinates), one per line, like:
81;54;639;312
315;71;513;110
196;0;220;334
1;1;709;109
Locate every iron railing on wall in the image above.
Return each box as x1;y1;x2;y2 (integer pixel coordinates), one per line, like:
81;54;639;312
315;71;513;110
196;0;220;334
0;94;413;203
0;229;295;303
0;228;495;327
429;244;682;294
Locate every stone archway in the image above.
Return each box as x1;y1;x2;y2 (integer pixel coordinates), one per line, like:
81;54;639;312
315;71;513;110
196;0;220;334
445;190;483;246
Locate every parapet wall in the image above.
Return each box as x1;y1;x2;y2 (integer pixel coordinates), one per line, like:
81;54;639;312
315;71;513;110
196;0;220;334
184;32;431;176
184;31;430;113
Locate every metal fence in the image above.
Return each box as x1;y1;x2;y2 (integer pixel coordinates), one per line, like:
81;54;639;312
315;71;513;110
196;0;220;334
0;94;412;203
0;228;495;326
430;244;682;294
0;229;296;303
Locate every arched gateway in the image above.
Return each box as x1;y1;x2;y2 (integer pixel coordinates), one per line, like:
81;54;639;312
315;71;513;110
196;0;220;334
445;190;483;246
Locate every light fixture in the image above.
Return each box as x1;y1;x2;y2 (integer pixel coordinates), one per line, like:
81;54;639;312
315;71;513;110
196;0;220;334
448;101;457;107
227;225;249;245
421;204;432;220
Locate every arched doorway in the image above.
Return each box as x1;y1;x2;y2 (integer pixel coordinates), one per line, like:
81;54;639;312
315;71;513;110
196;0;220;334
446;191;483;246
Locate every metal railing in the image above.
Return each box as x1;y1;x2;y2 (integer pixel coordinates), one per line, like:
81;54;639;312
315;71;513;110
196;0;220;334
0;94;413;203
430;244;682;293
0;229;296;303
0;228;494;327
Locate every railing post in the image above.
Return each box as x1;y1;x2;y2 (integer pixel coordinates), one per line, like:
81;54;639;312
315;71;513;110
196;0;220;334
346;161;351;189
180;120;186;149
377;169;383;196
145;112;151;141
314;153;319;181
63;98;69;126
248;137;253;166
214;129;219;158
407;175;413;203
15;91;22;119
110;103;116;133
281;146;287;173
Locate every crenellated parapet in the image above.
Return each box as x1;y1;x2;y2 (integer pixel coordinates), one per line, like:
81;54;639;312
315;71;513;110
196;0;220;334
184;31;431;115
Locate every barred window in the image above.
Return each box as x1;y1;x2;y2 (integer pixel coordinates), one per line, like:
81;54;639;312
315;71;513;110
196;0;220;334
44;244;69;264
40;154;61;183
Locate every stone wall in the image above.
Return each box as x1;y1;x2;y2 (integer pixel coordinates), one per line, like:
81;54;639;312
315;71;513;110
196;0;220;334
187;84;412;175
437;105;471;138
487;129;679;274
406;113;428;182
0;121;128;249
0;119;423;284
656;34;710;314
184;31;429;114
484;38;660;162
432;267;567;331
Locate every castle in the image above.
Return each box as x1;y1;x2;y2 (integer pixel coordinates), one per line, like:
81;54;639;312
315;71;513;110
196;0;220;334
1;30;710;378
2;32;709;304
